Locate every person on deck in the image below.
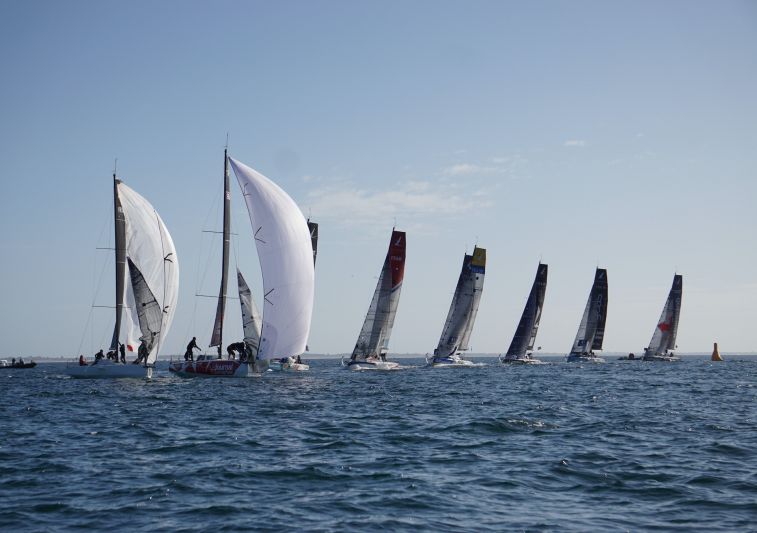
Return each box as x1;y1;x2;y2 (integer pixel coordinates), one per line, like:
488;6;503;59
134;341;148;365
94;349;104;363
226;342;246;360
119;343;126;363
79;355;87;366
185;337;200;361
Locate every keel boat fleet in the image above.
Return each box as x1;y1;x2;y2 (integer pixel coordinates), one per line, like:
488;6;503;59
63;151;698;379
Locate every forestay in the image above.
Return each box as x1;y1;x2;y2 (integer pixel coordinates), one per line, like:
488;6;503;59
352;230;406;361
229;157;314;361
435;247;486;357
645;274;683;356
505;263;548;359
569;268;608;355
117;181;179;365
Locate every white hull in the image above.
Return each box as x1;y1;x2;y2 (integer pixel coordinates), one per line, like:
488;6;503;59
281;362;309;372
642;354;680;362
342;357;400;371
65;360;151;379
566;354;605;363
500;357;545;365
426;355;484;368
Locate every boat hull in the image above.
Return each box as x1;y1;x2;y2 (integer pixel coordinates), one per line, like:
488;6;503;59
169;359;257;378
281;362;309;372
342;357;400;371
642;354;680;362
566;354;605;363
0;362;37;369
426;355;484;368
500;357;545;365
65;360;150;379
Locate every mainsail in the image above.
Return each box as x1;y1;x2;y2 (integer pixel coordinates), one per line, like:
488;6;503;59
505;263;548;360
308;220;319;266
210;150;231;353
434;246;486;357
237;268;262;356
352;230;406;361
109;173;127;352
229;157;315;361
116;180;179;365
645;274;682;357
569;268;608;355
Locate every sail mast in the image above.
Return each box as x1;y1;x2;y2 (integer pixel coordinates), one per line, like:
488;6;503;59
210;149;231;355
109;171;127;351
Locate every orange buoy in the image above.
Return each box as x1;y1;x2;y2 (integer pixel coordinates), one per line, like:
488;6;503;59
711;342;723;362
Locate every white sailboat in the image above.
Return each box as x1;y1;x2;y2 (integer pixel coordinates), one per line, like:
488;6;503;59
171;153;314;377
343;229;406;370
642;274;682;362
67;173;179;379
501;263;548;365
427;246;486;368
566;268;607;363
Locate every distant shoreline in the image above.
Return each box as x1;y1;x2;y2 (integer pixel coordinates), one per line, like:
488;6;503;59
16;352;757;362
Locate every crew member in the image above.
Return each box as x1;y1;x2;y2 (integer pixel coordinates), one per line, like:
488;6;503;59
226;342;246;360
185;337;200;361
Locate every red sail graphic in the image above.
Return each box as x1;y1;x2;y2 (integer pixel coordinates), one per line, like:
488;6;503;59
388;230;406;288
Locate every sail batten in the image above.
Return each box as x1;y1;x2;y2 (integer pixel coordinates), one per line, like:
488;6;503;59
352;230;406;360
229;157;314;361
569;268;608;355
435;247;486;357
505;263;548;359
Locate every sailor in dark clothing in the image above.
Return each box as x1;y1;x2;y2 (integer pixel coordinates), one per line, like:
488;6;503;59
134;342;148;365
185;337;200;361
226;342;246;360
94;349;104;363
119;343;126;363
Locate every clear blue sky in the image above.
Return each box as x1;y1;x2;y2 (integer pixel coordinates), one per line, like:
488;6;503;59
1;0;756;357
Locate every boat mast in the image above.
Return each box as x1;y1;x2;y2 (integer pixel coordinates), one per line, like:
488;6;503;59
109;168;127;352
210;149;231;356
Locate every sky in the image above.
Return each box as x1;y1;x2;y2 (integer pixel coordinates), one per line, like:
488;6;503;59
1;0;756;358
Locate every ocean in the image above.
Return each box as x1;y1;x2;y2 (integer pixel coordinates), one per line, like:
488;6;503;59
1;357;755;531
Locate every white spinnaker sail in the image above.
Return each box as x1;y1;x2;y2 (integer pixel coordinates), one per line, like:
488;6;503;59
229;157;314;361
237;268;262;355
118;182;180;365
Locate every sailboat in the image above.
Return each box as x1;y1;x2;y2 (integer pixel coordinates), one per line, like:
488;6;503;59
566;268;607;363
642;274;682;361
501;263;548;365
171;153;314;377
343;229;406;370
67;173;179;379
427;246;486;367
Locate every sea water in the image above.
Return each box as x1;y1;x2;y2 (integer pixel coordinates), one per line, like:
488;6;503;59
1;357;755;531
